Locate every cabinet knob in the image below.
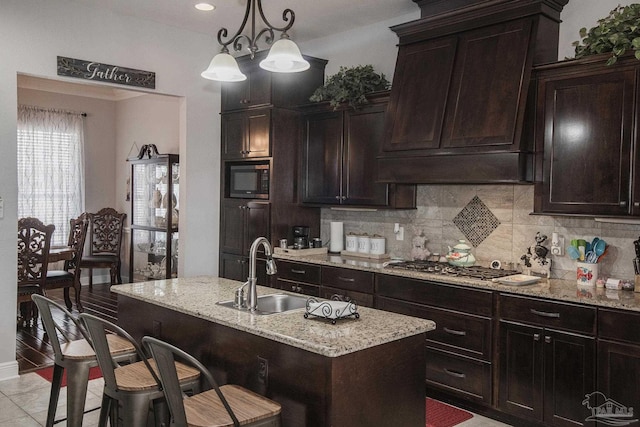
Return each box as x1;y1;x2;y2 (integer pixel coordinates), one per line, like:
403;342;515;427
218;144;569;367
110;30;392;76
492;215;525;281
634;202;640;207
341;196;347;201
544;335;552;344
241;99;249;104
533;333;540;341
620;201;628;207
335;195;341;200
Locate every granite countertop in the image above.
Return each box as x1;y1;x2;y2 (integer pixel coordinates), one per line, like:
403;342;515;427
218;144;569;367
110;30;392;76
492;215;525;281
111;277;435;358
273;253;640;313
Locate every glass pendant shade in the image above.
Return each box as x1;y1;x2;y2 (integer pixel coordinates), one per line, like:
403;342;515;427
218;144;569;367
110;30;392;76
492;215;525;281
259;38;310;73
201;52;247;82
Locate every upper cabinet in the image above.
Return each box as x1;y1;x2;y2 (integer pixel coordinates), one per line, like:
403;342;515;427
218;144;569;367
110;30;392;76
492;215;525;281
301;93;416;208
221;51;327;112
221;108;271;160
533;54;639;217
378;0;568;184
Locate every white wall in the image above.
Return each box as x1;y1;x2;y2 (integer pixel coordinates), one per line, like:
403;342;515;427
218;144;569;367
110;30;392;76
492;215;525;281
0;0;220;380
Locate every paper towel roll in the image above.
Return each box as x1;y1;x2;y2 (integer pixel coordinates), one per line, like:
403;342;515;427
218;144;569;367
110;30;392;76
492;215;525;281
329;222;344;253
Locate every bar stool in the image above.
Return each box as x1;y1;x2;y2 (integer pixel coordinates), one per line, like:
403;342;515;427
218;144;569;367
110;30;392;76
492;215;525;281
79;313;201;427
143;336;282;427
31;295;137;427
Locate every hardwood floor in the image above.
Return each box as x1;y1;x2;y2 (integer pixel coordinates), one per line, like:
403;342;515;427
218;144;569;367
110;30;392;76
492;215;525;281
16;283;118;374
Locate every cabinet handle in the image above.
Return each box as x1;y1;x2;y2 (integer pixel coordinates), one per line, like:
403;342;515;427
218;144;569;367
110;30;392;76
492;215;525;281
545;335;552;344
443;327;467;337
241;99;249;104
443;368;466;379
620;201;628;207
634;202;640;207
338;276;355;282
297;286;303;292
335;195;341;200
291;269;306;275
291;285;297;291
530;308;560;318
534;333;540;341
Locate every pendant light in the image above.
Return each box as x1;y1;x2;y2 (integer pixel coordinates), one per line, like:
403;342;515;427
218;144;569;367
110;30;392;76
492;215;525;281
201;0;309;82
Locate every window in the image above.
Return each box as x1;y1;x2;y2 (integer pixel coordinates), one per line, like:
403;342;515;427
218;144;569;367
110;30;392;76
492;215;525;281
17;105;85;246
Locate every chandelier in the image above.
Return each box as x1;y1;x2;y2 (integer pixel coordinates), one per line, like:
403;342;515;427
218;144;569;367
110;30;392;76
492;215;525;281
201;0;310;82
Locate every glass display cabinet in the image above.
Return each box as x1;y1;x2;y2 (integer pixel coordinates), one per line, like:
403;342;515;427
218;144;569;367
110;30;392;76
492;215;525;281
128;145;179;282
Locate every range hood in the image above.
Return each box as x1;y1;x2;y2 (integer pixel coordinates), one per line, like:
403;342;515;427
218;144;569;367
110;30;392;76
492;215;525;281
377;0;568;184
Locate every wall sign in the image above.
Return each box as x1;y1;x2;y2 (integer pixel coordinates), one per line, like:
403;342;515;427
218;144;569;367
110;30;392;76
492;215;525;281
57;56;155;89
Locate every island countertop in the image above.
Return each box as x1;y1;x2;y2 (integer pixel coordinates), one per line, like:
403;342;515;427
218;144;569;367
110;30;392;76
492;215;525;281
111;276;435;357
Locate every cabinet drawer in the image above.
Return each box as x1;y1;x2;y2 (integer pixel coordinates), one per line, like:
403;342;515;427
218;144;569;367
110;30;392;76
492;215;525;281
376;274;493;316
377;297;491;360
426;348;492;405
275;278;320;297
276;261;321;284
599;308;640;344
322;266;374;293
499;294;596;335
321;286;374;308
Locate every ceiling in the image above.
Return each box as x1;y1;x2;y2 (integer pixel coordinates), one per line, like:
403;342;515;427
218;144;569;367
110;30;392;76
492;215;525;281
71;0;418;43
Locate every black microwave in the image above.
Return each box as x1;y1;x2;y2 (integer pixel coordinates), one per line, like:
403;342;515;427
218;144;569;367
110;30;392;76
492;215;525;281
228;163;270;199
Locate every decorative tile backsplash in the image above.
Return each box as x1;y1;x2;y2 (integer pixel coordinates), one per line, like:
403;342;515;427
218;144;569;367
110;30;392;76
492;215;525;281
452;196;500;247
320;184;640;281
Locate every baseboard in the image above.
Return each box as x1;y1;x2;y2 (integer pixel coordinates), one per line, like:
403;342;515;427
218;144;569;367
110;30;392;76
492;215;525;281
0;360;19;382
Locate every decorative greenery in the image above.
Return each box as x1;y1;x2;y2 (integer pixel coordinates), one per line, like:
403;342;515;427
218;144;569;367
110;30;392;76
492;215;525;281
309;65;390;109
572;3;640;65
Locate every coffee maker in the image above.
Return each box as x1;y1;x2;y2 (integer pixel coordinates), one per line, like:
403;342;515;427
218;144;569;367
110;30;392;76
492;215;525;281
292;225;310;249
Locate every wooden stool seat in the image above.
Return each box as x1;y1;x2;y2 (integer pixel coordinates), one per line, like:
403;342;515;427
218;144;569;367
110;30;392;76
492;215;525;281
115;359;199;391
185;384;282;427
62;334;135;360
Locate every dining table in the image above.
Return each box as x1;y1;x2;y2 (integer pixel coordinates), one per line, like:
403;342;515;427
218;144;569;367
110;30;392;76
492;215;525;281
48;246;75;263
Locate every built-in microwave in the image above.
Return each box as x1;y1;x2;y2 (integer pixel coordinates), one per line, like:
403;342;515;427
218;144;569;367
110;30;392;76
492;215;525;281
228;163;270;199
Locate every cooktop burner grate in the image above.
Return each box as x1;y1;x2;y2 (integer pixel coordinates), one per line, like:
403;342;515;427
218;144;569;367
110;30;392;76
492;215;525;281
385;261;518;280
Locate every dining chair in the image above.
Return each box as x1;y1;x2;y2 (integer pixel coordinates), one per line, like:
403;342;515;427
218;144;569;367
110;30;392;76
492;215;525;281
31;294;137;427
79;313;201;427
80;207;126;287
17;217;55;326
142;336;282;427
45;213;88;311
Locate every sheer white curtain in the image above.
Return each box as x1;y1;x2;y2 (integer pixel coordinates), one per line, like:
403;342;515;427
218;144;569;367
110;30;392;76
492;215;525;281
17;105;85;246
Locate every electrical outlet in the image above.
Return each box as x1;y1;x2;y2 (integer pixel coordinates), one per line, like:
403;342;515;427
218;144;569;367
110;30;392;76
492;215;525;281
394;224;404;241
257;356;268;385
550;233;564;256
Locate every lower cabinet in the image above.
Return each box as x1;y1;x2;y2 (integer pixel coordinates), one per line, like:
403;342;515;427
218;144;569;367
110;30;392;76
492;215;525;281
498;294;596;426
219;253;268;285
375;274;493;405
597;308;640;417
320;266;374;307
273;260;321;297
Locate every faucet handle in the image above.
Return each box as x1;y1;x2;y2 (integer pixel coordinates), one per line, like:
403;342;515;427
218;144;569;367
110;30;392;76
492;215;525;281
234;282;248;308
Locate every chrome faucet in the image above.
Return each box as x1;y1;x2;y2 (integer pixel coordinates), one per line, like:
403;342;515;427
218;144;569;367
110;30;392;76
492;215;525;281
239;237;277;311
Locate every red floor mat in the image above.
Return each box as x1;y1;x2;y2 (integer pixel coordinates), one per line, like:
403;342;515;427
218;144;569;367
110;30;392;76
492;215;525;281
35;365;102;387
427;397;474;427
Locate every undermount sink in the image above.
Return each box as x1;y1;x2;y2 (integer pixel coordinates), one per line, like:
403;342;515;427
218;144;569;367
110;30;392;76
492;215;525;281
217;293;308;315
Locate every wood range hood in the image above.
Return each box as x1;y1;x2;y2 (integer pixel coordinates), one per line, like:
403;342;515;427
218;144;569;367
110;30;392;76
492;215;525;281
377;0;569;184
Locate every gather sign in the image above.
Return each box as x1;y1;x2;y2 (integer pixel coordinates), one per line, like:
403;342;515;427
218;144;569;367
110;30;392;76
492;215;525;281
57;56;155;89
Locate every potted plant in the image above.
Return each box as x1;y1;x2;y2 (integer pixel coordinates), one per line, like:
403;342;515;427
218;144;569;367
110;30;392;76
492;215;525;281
309;65;390;109
572;3;640;65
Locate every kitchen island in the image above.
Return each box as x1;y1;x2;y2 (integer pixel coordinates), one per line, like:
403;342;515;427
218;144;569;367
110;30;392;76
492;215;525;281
112;277;435;427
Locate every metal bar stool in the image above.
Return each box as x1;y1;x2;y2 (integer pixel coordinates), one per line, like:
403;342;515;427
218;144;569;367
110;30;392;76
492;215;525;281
143;336;282;427
31;294;137;427
79;313;201;427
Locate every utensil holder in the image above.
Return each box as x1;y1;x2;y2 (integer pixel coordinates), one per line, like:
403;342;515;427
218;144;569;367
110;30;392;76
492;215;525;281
635;275;640;293
576;262;598;286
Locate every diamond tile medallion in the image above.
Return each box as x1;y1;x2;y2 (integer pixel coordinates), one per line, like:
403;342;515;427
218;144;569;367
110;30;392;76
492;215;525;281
453;196;500;247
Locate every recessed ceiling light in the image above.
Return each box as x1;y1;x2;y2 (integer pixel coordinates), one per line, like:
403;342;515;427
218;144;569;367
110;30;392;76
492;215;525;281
195;3;215;11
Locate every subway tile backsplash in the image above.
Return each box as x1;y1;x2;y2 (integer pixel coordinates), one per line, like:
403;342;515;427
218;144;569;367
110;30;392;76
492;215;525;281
320;185;640;281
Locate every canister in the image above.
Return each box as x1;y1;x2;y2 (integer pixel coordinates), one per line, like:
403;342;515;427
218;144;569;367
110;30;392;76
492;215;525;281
370;235;386;255
357;234;371;254
345;233;359;252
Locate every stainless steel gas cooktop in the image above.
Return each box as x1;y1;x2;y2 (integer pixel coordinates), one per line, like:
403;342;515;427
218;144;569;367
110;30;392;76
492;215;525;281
384;260;519;280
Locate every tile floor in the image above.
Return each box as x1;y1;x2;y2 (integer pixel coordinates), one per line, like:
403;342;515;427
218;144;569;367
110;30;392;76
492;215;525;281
0;372;512;426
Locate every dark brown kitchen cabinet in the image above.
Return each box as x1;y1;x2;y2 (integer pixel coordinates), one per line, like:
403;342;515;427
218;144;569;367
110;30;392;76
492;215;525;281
273;260;321;297
375;274;493;405
378;0;568;183
597;309;640;416
498;294;596;426
221;51;327;112
533;55;639;216
320;266;374;307
221;108;271;160
219;199;270;256
219;252;268;285
301;93;416;208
